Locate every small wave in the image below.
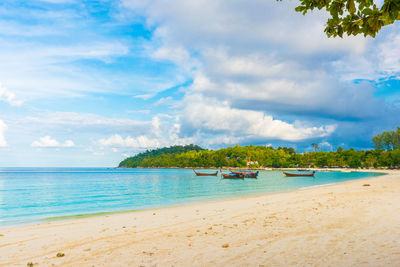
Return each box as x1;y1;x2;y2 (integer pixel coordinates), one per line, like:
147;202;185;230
300;183;337;190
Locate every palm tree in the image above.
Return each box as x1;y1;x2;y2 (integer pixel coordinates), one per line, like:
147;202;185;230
311;143;319;152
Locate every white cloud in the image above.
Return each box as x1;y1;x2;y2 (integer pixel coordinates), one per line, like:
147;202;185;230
180;94;337;142
0;5;183;101
126;109;151;114
98;134;161;149
0;120;8;147
31;136;75;148
123;0;366;56
319;141;333;150
16;112;153;135
331;28;400;81
96;113;197;151
0;82;23;106
377;33;400;75
38;0;76;4
133;94;154;100
121;0;386;122
44;42;130;62
117;0;400;152
155;96;176;106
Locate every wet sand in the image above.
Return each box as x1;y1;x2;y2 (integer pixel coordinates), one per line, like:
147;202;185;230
1;170;400;266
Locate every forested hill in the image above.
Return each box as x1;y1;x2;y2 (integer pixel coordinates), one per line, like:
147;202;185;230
118;145;204;168
118;144;400;169
118;128;400;168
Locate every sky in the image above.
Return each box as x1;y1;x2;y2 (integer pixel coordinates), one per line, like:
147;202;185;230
0;0;399;167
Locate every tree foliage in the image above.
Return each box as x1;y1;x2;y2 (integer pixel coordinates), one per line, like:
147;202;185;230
119;144;400;169
286;0;400;37
372;127;400;150
119;128;400;169
118;144;204;168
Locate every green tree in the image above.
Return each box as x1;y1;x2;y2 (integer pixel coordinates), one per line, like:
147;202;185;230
311;142;319;151
285;0;400;37
372;127;400;150
372;133;385;150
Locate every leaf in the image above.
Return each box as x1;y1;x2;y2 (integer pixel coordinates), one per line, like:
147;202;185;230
348;0;356;14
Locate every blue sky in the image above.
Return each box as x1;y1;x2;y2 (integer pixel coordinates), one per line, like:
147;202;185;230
0;0;399;167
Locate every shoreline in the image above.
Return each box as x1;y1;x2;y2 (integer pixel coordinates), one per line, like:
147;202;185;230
1;170;399;266
0;169;385;228
44;170;384;221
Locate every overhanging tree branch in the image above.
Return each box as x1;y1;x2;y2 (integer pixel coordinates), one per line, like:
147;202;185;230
279;0;400;37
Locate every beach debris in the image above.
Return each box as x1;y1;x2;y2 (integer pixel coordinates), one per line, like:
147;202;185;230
153;213;156;215
27;262;34;267
0;234;4;236
363;184;371;186
56;252;65;257
221;243;229;248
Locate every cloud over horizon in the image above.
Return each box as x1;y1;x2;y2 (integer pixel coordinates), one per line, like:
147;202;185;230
0;120;8;147
31;136;75;148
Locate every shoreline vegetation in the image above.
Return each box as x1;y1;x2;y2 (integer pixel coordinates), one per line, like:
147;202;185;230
118;145;400;169
119;129;400;169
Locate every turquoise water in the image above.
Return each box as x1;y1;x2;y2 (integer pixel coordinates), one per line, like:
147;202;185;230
0;168;383;226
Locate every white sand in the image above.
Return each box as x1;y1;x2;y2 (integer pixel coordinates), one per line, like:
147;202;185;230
1;170;400;266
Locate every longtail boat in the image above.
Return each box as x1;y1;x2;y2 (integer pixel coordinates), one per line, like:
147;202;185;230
230;170;259;178
193;169;218;176
283;171;315;177
221;172;245;179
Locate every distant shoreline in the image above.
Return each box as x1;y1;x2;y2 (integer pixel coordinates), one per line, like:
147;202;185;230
117;166;392;173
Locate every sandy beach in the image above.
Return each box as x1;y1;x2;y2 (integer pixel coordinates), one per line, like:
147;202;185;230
1;170;400;266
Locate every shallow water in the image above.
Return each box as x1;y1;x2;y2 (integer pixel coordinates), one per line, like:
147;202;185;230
0;168;383;226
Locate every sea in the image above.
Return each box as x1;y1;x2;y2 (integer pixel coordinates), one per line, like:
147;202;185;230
0;168;383;226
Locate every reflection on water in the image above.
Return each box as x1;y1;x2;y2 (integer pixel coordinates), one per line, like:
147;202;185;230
0;168;383;226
